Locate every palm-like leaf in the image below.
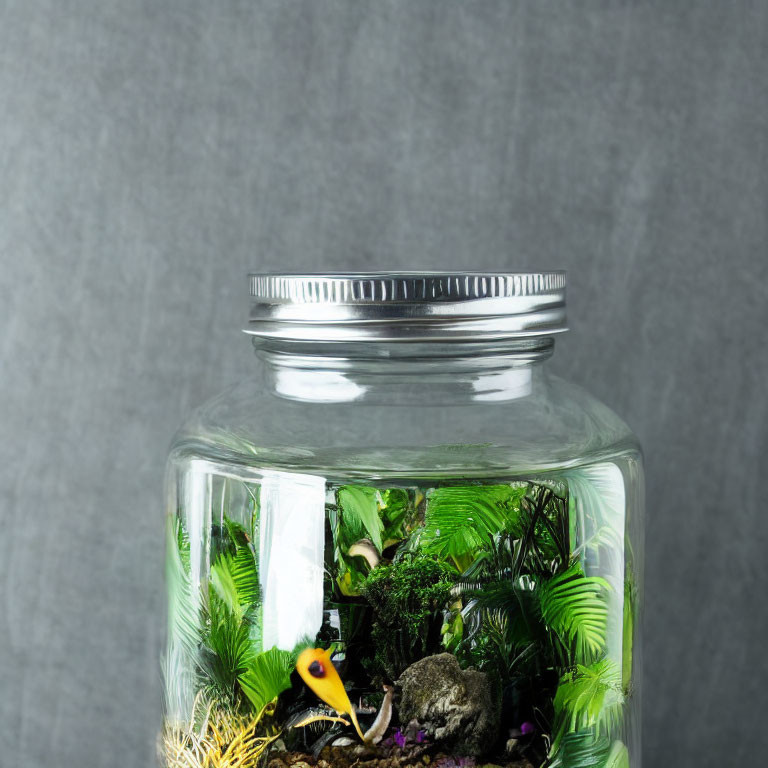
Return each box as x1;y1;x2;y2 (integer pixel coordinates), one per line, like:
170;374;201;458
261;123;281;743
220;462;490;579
202;592;254;699
239;646;294;712
551;730;611;767
563;466;625;581
604;740;630;768
201;517;263;706
419;484;527;571
551;659;624;756
456;576;540;645
223;515;252;550
210;545;260;623
549;733;629;768
449;574;545;680
539;563;611;663
165;516;200;659
163;516;201;721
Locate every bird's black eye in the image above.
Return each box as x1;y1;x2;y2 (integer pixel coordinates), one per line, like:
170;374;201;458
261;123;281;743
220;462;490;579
308;660;325;678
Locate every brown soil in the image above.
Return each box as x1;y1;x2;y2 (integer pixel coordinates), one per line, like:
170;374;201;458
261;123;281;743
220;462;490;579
268;747;534;768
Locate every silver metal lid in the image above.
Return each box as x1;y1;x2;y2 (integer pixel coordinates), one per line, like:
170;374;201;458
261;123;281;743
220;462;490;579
246;271;567;343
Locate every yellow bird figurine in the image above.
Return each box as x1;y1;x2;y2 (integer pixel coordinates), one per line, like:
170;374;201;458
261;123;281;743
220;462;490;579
295;647;366;742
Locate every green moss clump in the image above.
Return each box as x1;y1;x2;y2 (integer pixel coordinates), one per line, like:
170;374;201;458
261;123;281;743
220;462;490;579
360;554;456;681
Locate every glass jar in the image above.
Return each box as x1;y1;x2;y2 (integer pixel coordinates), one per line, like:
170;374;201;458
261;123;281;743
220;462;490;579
161;272;643;768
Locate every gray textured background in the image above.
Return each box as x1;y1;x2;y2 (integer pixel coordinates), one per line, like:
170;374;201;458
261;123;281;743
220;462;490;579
1;1;766;766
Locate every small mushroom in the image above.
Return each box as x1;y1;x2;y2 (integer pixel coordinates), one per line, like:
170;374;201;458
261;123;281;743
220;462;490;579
347;539;381;570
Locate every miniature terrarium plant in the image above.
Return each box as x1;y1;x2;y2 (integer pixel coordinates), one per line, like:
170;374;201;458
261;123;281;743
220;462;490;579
162;272;643;768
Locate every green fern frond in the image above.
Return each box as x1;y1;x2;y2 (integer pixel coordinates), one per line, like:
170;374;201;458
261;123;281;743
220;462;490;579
539;563;611;663
419;484;527;571
551;659;624;756
210;546;260;623
223;516;252;550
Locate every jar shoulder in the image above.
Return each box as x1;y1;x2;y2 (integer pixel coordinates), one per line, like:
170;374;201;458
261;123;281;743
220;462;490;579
169;371;640;478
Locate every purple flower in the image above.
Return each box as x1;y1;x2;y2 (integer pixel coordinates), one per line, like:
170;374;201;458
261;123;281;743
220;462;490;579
416;730;426;744
393;730;407;748
519;721;535;736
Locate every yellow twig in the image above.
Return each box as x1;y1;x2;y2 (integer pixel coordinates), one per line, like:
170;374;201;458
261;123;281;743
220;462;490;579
162;697;280;768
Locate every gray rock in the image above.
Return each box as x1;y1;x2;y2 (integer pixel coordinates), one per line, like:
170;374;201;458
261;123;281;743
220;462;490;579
396;653;500;756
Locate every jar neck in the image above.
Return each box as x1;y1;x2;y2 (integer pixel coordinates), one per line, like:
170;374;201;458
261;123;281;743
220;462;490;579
253;338;555;404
